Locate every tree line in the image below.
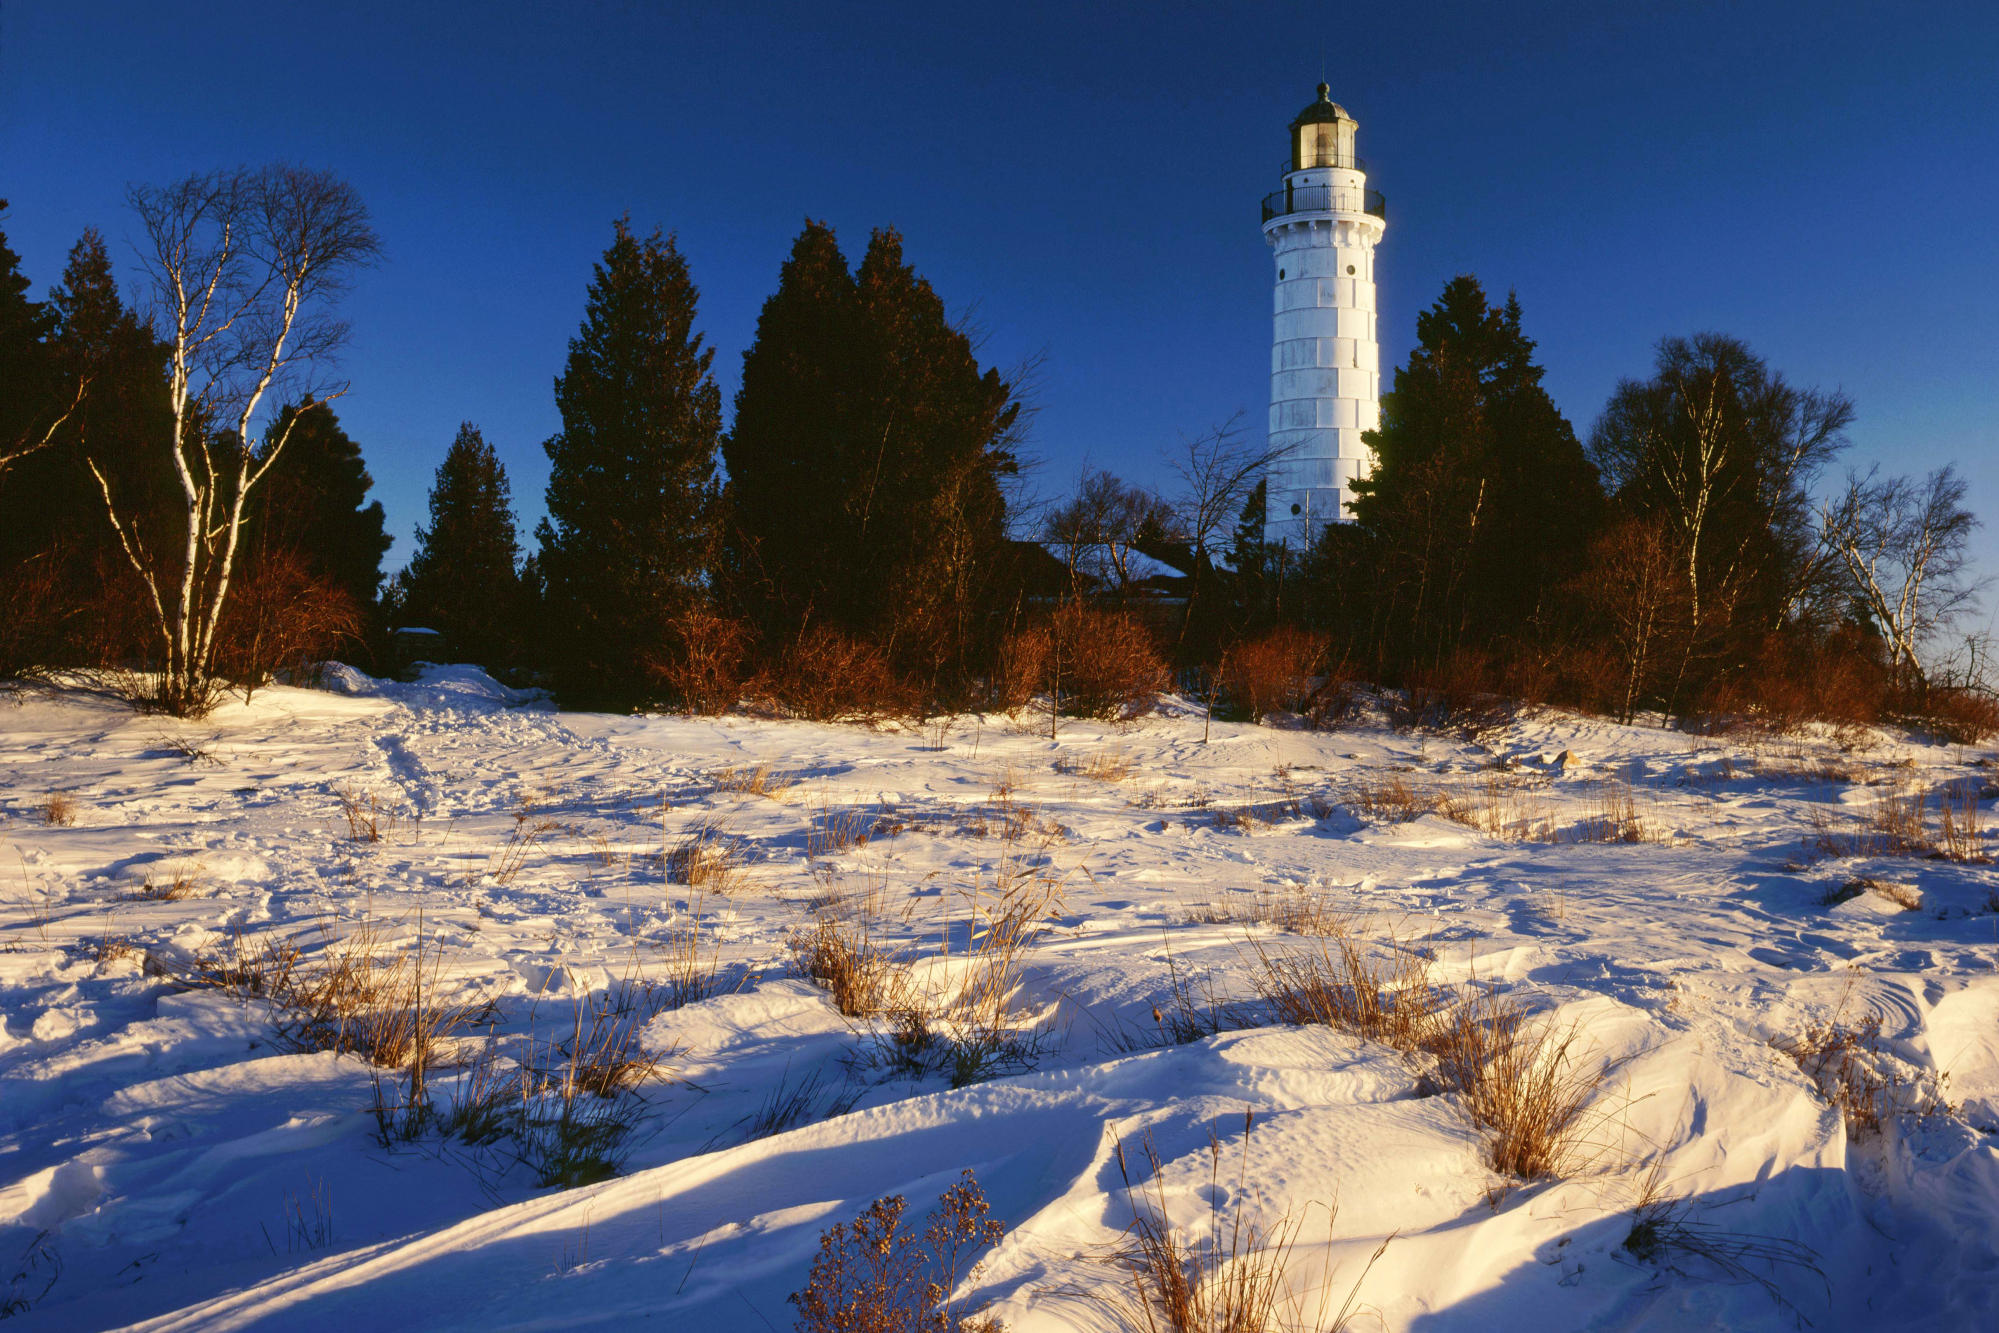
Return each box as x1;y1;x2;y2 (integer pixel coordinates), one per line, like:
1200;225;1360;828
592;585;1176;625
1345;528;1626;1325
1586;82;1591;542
0;172;1990;740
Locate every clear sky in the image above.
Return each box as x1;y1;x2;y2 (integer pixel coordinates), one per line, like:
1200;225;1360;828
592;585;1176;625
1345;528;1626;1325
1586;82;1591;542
5;1;1996;612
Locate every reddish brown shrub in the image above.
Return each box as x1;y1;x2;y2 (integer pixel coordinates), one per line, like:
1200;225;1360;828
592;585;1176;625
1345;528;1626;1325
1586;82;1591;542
990;622;1051;713
1494;646;1559;709
648;608;752;715
1807;633;1888;731
0;556;66;680
1548;644;1623;718
1051;602;1168;721
765;625;919;724
1903;686;1999;745
215;549;364;697
1693;631;1888;738
1219;626;1327;722
1401;649;1511;735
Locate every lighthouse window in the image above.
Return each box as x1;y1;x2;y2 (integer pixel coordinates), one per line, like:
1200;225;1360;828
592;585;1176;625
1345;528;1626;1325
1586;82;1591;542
1346;264;1356;275
1278;268;1285;279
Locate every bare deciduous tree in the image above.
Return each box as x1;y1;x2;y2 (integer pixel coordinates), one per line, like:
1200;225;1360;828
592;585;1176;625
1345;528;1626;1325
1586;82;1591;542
1590;334;1851;633
1162;412;1297;651
1044;469;1173;597
1577;515;1685;723
1821;464;1982;690
1165;411;1291;566
89;166;379;715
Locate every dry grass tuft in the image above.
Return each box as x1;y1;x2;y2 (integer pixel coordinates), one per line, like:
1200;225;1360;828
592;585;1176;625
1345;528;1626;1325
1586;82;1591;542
1773;1004;1954;1137
791;895;900;1018
740;1063;862;1142
335;785;415;844
1153;943;1241;1048
490;805;560;885
38;792;77;827
807;804;881;858
505;1018;660;1187
131;861;203;901
1188;886;1350;937
1056;747;1135;782
1436;774;1556;842
153;730;223;768
1570;779;1660;844
935;843;1067;1085
557;989;665;1098
195;917;489;1150
1805;778;1990;863
1252;931;1440;1053
1754;751;1861;786
788;1170;1006;1333
651;903;726;1009
86;935;136;965
711;763;795;797
1211;804;1264;833
1102;1113;1386;1333
1253;928;1613;1181
1621;1158;1825;1316
201;917;479;1073
1831;877;1922;911
667;819;745;891
1428;987;1611;1180
1340;776;1433;824
961;778;1065;842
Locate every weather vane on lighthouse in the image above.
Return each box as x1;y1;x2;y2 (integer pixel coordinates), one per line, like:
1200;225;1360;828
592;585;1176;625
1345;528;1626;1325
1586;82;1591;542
1260;83;1387;549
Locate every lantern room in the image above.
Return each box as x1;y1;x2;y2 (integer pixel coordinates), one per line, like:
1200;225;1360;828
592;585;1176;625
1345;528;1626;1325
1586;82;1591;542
1290;82;1358;172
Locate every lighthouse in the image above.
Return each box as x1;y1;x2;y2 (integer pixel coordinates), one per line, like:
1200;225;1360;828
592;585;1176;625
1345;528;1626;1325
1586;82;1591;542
1261;84;1387;549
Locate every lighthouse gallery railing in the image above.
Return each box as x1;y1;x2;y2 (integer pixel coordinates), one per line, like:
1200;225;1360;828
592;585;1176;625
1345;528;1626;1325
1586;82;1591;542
1261;185;1387;224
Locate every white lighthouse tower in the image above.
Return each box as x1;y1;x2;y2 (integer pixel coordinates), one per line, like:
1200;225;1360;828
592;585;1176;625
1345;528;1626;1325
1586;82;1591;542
1261;84;1387;548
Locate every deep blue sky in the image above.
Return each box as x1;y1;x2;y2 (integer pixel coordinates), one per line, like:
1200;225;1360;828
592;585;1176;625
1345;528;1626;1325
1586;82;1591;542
5;1;1997;609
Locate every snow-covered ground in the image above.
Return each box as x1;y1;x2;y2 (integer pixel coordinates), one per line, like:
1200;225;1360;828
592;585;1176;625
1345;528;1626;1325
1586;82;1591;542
3;667;1997;1330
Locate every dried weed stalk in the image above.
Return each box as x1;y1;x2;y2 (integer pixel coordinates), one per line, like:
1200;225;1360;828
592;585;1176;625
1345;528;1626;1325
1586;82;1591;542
1102;1113;1387;1333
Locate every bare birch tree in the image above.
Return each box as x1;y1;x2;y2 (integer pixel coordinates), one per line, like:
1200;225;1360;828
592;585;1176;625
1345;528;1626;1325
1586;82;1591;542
1590;334;1850;633
1821;464;1982;690
0;379;87;479
90;166;379;714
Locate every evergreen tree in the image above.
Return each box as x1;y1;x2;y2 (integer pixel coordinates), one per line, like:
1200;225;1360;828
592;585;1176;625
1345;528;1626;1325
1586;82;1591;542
721;220;865;638
251;403;391;611
538;218;722;702
724;222;1019;680
1;227;172;667
1339;275;1601;672
1221;478;1283;633
0;201;54;464
400;424;522;666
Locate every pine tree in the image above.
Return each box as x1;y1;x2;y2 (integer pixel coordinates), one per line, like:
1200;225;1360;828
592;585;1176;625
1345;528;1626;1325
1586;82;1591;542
538;218;722;702
721;219;865;638
1341;275;1601;672
400;424;522;666
0;201;54;463
251;403;391;611
850;228;1017;672
0;227;172;667
724;221;1018;681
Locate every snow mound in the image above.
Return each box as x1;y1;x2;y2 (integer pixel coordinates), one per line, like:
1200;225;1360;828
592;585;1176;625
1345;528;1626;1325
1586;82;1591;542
315;661;544;710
